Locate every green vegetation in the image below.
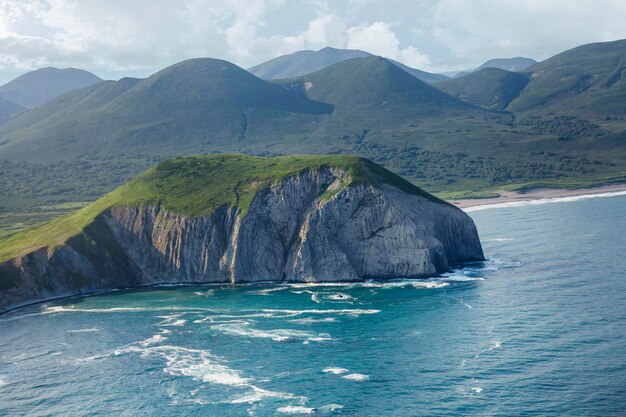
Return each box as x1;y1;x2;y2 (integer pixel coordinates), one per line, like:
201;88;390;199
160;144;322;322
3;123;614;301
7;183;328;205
436;67;529;110
0;41;625;222
0;154;440;262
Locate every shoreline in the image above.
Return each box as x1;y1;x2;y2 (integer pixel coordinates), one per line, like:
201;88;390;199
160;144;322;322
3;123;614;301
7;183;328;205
449;184;626;210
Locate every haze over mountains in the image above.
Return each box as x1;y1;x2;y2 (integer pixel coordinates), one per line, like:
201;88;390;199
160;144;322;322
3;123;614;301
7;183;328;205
475;57;537;72
0;39;624;211
0;67;102;124
248;47;449;83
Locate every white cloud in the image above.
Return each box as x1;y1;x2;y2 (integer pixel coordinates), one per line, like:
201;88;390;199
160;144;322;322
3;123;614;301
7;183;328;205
346;21;431;68
0;0;625;81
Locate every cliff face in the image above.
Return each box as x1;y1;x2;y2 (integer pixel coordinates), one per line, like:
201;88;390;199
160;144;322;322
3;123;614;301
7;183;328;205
0;167;483;312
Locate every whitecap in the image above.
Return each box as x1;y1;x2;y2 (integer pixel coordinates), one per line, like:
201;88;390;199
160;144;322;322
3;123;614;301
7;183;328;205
229;386;297;404
489;340;502;350
326;293;354;301
482;238;514;242
193;289;215;297
67;328;100;333
322;367;348;375
288;317;337;324
210;322;331;342
248;286;290;295
471;387;483;393
277;405;315;414
410;281;449;289
261;308;380;316
342;373;369;381
320;404;344;411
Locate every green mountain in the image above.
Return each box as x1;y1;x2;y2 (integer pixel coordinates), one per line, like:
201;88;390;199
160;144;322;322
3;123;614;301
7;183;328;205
293;56;472;121
508;39;626;117
437;68;530;110
0;67;102;108
475;57;537;72
249;47;448;83
0;58;332;161
0;43;625;223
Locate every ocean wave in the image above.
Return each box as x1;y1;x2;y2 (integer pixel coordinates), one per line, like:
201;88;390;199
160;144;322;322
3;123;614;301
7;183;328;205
288;317;337;324
229;386;298;404
261;308;380;316
193;289;215;297
248;286;290;296
342;373;369;381
210;321;332;342
67;328;100;333
277;405;316;414
157;314;187;327
322;367;348;375
464;190;626;212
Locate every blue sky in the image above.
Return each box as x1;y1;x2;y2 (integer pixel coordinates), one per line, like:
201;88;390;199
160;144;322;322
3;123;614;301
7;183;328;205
1;0;625;83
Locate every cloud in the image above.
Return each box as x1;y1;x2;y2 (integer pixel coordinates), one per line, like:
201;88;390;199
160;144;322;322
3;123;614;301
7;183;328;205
0;0;625;81
347;21;431;68
429;0;626;68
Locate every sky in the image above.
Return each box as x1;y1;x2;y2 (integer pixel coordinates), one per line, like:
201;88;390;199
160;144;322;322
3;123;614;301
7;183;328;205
1;0;626;83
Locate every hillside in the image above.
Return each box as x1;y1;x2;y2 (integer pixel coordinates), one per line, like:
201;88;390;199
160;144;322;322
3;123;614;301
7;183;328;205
0;58;332;162
294;56;472;119
0;154;444;263
0;97;24;124
0;44;625;218
508;39;626;117
0;67;102;108
437;67;530;110
476;57;537;72
249;47;448;83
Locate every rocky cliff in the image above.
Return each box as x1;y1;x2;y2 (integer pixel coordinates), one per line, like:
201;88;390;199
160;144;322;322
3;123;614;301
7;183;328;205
0;155;483;313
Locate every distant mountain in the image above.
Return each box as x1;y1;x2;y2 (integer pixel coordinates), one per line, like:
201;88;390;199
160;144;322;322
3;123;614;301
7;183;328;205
293;56;469;121
0;58;332;162
249;47;370;79
249;47;448;83
508;39;626;117
0;97;25;124
0;67;102;108
0;45;624;210
475;57;537;72
437;68;530;110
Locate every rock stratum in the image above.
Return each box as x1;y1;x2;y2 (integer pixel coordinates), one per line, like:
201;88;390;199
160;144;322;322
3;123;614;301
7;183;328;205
0;155;483;313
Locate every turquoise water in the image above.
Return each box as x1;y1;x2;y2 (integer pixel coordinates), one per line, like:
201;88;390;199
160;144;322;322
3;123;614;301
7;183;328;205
1;194;625;416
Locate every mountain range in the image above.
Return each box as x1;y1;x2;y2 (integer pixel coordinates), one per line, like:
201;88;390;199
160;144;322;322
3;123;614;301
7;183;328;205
0;39;624;213
248;47;449;83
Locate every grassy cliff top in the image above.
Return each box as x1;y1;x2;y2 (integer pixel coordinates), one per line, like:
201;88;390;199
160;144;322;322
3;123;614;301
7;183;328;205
0;154;443;262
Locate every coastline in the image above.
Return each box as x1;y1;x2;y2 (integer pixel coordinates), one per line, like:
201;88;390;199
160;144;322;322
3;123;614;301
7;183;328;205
449;184;626;211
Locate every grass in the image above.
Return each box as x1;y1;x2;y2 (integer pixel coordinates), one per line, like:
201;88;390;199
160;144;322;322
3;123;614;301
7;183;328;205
0;154;440;263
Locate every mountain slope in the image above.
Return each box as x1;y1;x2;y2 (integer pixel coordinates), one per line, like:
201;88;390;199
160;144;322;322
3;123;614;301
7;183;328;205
249;47;448;83
0;58;332;161
0;97;24;124
475;57;537;72
0;67;102;108
437;68;530;110
294;56;472;119
0;154;483;312
248;47;370;79
508;39;626;116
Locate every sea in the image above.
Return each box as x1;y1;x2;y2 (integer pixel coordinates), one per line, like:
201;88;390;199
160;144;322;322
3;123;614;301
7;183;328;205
1;193;625;416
